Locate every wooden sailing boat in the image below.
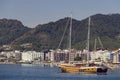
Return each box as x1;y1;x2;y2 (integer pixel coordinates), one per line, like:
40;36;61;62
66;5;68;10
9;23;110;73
59;17;108;73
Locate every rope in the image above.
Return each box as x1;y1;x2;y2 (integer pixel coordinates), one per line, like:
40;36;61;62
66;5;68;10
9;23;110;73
57;18;70;49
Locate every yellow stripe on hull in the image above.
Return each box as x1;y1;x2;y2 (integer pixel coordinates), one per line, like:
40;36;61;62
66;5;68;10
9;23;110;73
62;67;80;73
79;67;97;73
61;66;106;73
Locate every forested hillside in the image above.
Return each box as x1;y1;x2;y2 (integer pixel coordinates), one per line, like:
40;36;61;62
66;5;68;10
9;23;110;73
11;14;120;51
0;18;31;45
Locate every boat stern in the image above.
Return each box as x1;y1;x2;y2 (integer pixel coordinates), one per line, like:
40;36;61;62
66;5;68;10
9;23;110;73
97;67;108;73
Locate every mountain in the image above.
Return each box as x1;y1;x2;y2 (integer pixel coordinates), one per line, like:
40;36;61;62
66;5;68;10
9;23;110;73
0;18;31;46
12;14;120;51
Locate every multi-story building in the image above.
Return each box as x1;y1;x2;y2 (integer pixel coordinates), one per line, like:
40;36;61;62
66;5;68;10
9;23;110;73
14;50;21;61
1;50;21;60
50;49;69;62
90;50;111;62
49;49;84;62
112;49;120;63
21;51;41;62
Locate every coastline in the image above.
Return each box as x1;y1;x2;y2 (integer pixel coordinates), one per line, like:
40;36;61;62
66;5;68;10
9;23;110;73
0;62;15;64
0;62;58;66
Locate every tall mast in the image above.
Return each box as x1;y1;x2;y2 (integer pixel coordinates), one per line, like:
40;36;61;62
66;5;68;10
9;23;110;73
69;14;72;51
87;17;91;61
69;13;72;62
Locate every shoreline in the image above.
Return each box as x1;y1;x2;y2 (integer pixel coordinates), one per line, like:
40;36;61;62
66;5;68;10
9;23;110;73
0;62;58;66
0;62;15;64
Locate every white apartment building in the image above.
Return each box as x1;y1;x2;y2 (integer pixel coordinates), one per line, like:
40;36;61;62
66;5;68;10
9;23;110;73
90;50;110;62
21;51;41;62
0;50;21;60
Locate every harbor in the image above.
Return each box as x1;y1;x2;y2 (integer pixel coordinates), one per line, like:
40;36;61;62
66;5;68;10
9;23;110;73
1;0;120;80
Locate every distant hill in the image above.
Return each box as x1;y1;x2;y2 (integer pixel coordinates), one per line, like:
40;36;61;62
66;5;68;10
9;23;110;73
11;14;120;51
0;18;31;46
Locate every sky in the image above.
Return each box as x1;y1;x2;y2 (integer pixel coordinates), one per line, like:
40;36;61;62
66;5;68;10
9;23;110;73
0;0;120;28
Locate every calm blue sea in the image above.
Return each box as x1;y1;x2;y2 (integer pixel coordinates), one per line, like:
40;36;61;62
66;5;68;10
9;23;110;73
0;64;120;80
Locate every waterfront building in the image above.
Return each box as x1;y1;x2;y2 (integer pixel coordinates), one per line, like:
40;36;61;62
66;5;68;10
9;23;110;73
21;51;41;62
112;49;120;63
50;50;54;62
43;50;51;61
90;50;111;62
50;49;69;62
0;54;7;62
1;51;15;58
14;50;21;61
80;49;88;61
50;49;83;62
0;50;21;60
69;49;76;61
0;50;21;62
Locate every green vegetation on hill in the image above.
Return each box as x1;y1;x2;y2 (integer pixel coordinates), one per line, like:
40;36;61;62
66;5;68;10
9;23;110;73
0;18;31;46
1;14;120;51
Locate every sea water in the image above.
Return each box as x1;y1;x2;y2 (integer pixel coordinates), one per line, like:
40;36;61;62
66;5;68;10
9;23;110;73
0;64;120;80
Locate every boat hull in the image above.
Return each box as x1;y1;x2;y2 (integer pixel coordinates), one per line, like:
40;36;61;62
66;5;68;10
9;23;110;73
60;66;108;73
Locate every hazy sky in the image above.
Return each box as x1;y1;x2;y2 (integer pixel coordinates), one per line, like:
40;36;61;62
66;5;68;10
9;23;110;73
0;0;120;27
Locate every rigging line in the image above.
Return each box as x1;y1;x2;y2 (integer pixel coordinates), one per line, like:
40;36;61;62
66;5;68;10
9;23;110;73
57;18;70;49
98;37;104;49
93;38;97;53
